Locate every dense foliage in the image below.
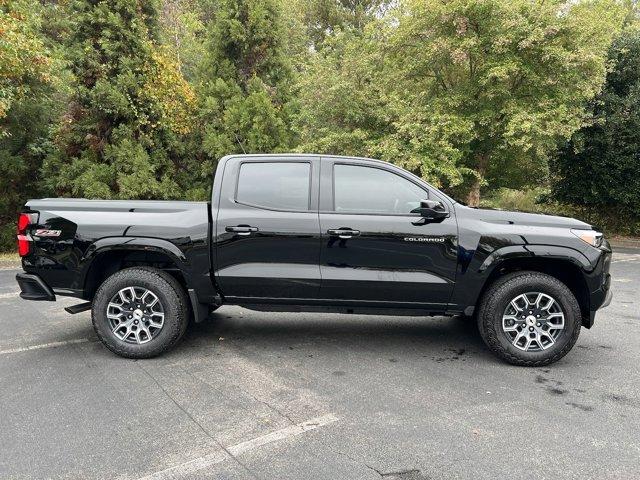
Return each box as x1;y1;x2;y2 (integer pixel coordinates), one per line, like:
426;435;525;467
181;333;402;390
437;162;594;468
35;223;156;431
297;0;624;204
0;0;638;250
41;0;199;200
0;0;66;249
551;29;640;235
390;0;623;205
197;0;297;178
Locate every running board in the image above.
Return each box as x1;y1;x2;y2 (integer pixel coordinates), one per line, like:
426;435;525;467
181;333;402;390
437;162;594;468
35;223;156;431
64;302;92;314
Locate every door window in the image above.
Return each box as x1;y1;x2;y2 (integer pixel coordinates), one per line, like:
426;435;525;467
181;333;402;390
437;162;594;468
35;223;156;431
236;162;311;211
333;164;427;214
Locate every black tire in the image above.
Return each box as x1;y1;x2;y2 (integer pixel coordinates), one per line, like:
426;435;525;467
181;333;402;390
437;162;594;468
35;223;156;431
92;267;189;358
477;271;581;366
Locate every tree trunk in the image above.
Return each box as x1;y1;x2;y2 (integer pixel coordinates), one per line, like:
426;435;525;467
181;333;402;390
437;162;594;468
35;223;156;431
466;153;488;207
466;178;481;207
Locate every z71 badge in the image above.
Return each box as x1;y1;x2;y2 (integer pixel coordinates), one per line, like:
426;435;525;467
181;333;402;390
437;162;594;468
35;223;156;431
35;229;62;237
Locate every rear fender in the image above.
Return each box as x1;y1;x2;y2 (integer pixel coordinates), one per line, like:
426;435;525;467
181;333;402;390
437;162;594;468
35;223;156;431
83;237;188;269
81;237;220;318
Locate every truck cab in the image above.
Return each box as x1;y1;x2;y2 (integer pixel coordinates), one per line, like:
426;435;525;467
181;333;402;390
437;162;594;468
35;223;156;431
213;155;458;313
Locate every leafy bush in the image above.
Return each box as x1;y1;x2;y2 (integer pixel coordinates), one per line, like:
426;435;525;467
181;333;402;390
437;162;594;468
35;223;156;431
481;188;550;214
0;222;15;253
482;188;640;236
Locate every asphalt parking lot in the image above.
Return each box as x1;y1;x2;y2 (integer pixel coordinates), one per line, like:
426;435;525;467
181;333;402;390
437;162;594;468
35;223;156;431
0;251;639;480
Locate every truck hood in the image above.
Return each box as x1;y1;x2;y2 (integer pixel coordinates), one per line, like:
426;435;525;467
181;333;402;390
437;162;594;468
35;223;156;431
462;206;593;230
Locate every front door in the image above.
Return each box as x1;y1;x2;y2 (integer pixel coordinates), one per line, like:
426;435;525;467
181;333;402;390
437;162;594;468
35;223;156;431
318;160;458;309
214;156;321;302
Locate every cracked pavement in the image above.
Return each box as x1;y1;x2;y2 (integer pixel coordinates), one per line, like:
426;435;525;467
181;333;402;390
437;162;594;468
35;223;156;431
0;251;639;479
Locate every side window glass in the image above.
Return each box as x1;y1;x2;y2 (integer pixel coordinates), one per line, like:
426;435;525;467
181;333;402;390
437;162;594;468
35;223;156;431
333;164;427;214
236;162;311;211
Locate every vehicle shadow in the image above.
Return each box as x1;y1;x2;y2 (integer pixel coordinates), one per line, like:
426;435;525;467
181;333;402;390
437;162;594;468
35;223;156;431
175;309;493;361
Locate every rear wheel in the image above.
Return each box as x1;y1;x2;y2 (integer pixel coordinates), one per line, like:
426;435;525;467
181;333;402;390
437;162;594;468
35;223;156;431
92;267;189;358
477;271;581;366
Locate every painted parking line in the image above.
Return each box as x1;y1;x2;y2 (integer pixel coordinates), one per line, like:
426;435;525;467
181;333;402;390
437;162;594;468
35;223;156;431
138;413;339;480
612;253;640;264
0;338;91;355
0;291;19;300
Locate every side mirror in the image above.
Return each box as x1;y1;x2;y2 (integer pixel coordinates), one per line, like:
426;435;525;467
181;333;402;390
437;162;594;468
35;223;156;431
412;199;448;221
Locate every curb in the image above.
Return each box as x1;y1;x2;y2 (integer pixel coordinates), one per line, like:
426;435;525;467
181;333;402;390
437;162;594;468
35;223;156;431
610;237;640;251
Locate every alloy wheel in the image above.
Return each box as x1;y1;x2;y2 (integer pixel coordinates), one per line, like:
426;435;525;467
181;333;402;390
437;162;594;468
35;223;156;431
106;286;165;344
502;292;565;352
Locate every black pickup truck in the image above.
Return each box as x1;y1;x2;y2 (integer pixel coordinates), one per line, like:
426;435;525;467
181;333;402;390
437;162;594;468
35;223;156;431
16;154;612;365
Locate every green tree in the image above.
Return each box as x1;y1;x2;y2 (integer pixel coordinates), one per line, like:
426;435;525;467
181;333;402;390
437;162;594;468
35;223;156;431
158;0;207;80
291;0;390;49
0;0;55;128
386;0;624;205
551;29;640;233
296;1;623;202
295;29;392;158
295;15;466;187
197;0;296;174
0;0;66;250
43;0;199;200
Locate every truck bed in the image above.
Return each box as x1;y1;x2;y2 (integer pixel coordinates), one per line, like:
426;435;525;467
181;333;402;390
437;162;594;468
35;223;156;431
22;198;215;304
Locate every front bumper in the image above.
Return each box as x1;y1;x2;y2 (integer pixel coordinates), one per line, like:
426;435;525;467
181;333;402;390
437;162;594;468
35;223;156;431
583;246;612;328
601;286;613;309
16;273;56;301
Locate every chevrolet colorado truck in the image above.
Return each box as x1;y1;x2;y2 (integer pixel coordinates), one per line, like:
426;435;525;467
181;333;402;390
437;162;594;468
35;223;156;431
15;154;612;365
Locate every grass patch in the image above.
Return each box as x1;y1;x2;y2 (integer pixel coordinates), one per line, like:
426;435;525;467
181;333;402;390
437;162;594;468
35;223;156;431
0;252;20;266
481;187;550;214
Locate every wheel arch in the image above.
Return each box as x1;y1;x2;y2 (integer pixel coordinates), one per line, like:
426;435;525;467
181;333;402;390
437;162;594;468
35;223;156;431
81;237;192;300
475;254;591;327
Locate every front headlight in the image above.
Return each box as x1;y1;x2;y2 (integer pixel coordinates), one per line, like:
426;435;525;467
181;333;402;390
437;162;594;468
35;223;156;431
571;229;604;248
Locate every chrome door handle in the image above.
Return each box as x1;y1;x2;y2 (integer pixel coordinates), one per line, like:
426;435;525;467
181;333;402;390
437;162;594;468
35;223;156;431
327;228;360;239
226;225;259;236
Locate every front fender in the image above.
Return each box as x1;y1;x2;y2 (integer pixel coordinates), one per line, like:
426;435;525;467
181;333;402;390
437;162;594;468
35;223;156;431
478;244;592;273
450;243;592;313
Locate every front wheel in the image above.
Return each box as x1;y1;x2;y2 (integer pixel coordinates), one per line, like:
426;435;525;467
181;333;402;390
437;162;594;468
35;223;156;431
92;267;189;358
477;271;582;366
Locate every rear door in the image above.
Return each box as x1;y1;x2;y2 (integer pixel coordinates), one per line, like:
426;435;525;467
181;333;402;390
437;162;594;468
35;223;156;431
318;158;458;309
214;156;321;302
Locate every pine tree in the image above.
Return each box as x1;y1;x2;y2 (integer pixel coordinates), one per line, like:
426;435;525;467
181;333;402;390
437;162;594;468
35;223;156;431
44;0;198;200
197;0;296;174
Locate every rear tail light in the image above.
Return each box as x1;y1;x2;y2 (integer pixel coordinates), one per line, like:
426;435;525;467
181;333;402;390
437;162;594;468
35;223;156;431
17;213;37;257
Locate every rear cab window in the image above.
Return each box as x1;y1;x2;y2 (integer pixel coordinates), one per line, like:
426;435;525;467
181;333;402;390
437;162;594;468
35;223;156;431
236;162;311;211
